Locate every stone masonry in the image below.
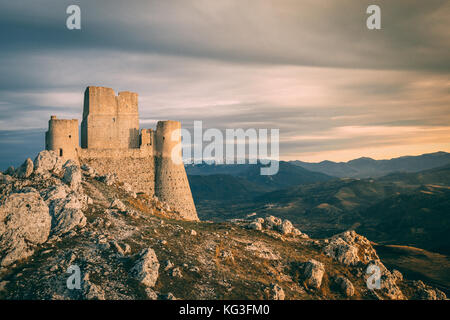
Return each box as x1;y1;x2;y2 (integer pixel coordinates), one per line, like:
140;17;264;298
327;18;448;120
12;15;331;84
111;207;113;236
45;86;198;221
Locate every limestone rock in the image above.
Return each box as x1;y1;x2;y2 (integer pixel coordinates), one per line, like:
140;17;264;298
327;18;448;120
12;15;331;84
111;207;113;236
132;248;160;287
334;276;355;297
280;219;294;235
365;260;405;300
411;280;447;300
110;199;126;211
269;283;285;300
0;189;51;266
111;241;131;256
292;228;309;238
324;230;378;266
171;267;183;278
163;260;174;271
160;292;176;300
145;288;158;300
16;158;33;178
264;215;282;230
0;173;15;184
254;217;265;224
99;173;117;186
303;259;325;289
47;191;86;235
33;150;64;175
248;221;263;231
324;237;359;266
63;161;82;190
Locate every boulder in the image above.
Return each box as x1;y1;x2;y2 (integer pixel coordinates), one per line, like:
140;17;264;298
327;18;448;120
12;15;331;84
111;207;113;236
16;158;34;178
110;199;126;211
303;259;325;289
248;221;263;231
33;150;64;175
324;231;379;266
411;280;447;300
334;276;355;297
264;215;282;230
292;228;309;238
324;237;359;266
145;288;158;300
131;248;160;287
365;260;405;300
269;283;285;300
0;189;51;266
63;161;82;190
280;219;293;235
171;267;183;278
46;189;86;235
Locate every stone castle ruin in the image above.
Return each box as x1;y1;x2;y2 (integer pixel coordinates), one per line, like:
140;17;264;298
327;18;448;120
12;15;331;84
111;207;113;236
45;86;198;221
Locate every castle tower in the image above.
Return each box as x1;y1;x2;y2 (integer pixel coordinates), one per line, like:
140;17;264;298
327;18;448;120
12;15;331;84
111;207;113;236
45;116;79;162
154;121;198;221
81;86;139;149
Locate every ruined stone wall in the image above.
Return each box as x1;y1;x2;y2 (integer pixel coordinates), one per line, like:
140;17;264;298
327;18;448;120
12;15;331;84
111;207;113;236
154;121;198;220
45;116;79;162
81;86;139;149
79;148;155;196
45;86;198;221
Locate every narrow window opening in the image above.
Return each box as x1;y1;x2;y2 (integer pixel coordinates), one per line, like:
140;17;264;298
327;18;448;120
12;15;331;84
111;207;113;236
59;148;63;157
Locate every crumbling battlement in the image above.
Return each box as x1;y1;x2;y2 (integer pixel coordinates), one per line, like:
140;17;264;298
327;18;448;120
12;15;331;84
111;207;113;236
45;86;198;221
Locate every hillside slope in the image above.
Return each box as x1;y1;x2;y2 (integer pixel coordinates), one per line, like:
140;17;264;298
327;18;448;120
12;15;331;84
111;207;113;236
0;151;445;300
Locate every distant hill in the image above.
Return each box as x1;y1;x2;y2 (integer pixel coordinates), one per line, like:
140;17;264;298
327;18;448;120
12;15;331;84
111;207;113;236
188;174;271;201
187;161;333;202
290;152;450;178
192;163;450;256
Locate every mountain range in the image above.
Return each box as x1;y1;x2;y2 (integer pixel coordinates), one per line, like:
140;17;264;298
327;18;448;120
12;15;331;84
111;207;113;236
187;153;450;254
289;151;450;178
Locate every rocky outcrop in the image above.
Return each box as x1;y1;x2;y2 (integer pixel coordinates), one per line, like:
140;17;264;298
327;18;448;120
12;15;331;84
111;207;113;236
245;215;309;238
131;248;160;287
63;161;82;190
0;189;51;266
303;259;325;289
324;231;405;300
33;150;64;176
16;158;33;178
324;230;379;266
411;280;447;300
333;276;355;297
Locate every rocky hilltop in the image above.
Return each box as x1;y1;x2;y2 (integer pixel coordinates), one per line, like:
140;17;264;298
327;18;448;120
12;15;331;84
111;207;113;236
0;151;446;300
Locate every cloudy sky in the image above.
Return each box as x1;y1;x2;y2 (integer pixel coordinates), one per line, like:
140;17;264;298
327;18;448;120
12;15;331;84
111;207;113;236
0;0;449;169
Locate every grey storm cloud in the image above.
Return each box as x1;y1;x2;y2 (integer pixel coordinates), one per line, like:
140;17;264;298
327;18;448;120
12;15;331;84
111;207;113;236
0;0;449;169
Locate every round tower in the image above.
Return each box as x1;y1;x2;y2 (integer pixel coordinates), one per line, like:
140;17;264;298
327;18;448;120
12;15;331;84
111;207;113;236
154;121;198;221
46;115;79;162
